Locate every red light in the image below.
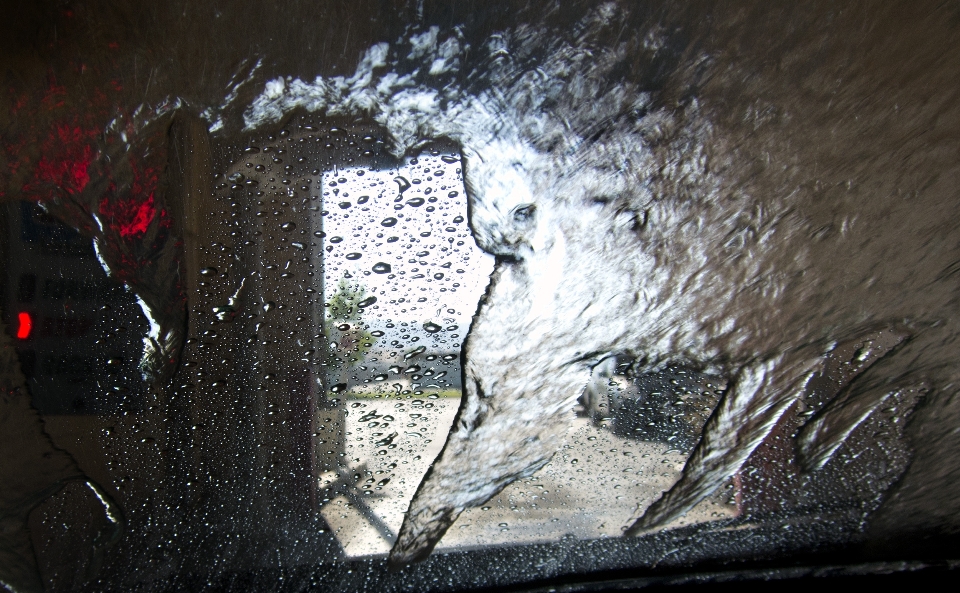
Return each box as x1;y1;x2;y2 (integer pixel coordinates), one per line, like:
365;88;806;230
16;312;32;339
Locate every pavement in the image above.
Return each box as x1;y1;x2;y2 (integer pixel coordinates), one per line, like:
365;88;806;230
317;396;739;558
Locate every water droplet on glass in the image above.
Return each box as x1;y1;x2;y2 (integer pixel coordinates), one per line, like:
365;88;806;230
345;252;362;260
394;176;411;193
339;202;351;209
243;146;261;154
423;322;442;333
381;217;397;227
371;330;385;337
358;296;377;308
200;267;218;276
404;346;426;360
280;221;296;231
291;241;305;250
330;383;347;393
375;434;397;447
213;306;237;322
441;155;458;164
433;273;444;280
372;262;392;274
406;197;425;207
263;301;276;312
337;323;351;331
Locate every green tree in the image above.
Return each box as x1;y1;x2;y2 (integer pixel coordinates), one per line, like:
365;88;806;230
325;276;377;393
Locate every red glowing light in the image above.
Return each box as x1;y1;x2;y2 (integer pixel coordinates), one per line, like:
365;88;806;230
98;193;157;237
16;312;32;339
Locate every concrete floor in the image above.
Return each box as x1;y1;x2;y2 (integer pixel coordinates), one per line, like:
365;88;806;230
319;397;738;558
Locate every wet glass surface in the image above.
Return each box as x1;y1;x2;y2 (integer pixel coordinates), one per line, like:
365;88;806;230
5;203;148;413
2;2;960;591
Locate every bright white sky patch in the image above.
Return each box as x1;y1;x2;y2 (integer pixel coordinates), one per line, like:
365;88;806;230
322;150;494;357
